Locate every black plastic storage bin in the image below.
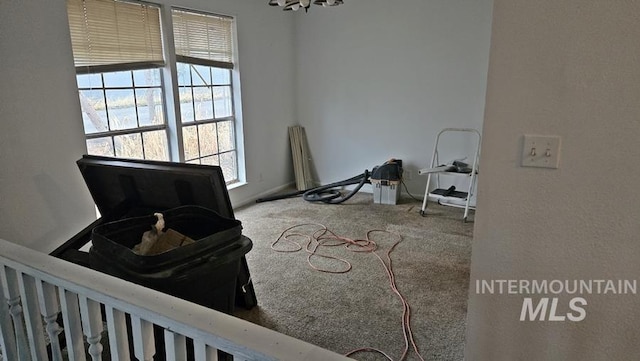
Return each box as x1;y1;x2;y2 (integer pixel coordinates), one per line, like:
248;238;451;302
50;156;258;360
90;205;251;312
51;155;257;310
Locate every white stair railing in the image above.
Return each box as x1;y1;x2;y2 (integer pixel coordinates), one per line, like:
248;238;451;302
0;238;350;361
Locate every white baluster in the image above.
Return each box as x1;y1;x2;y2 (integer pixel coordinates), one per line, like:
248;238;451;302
58;288;87;361
104;305;131;360
0;279;18;361
1;237;354;361
194;339;218;361
164;329;187;361
17;273;48;360
79;295;103;361
0;267;30;360
36;281;63;361
131;315;156;361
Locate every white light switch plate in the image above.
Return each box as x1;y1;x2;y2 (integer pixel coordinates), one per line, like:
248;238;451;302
522;135;561;168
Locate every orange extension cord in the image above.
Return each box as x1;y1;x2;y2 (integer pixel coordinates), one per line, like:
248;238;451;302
271;223;425;361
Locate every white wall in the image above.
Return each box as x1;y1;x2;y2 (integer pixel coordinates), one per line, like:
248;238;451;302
0;0;96;253
465;1;640;360
294;0;493;194
0;0;297;252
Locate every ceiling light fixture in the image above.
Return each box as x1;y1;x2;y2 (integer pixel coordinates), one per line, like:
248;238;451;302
268;0;344;12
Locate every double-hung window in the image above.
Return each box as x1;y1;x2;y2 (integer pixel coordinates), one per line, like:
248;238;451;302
172;9;239;182
67;0;243;185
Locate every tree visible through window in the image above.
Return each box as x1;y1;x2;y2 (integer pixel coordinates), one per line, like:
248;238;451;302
77;69;169;161
67;0;242;185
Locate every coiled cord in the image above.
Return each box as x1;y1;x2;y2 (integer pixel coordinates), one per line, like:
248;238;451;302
271;223;425;361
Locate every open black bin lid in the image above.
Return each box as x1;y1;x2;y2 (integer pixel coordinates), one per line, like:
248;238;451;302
77;155;235;220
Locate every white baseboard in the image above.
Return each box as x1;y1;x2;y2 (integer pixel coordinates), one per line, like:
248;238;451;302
233;181;429;208
232;182;296;209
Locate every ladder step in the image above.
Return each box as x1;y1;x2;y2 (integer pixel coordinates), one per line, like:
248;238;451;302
431;188;468;199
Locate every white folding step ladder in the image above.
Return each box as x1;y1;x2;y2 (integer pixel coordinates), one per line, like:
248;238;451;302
419;128;481;222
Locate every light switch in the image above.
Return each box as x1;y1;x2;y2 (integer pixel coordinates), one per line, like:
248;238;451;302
521;135;561;168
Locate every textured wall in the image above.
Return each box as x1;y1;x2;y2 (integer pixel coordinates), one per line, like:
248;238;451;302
466;1;640;359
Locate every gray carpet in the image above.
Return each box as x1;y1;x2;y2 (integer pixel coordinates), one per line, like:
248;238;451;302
233;192;473;361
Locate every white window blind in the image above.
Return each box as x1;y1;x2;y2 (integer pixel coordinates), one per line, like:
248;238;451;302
67;0;164;73
172;9;235;69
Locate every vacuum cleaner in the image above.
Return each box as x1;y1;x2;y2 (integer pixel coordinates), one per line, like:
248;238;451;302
256;159;403;205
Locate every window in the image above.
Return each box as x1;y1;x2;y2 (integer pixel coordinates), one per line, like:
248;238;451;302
77;69;169;160
67;0;243;185
178;63;238;181
172;9;239;183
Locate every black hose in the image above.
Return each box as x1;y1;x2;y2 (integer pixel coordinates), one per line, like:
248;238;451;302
255;170;370;204
254;189;306;203
303;170;369;204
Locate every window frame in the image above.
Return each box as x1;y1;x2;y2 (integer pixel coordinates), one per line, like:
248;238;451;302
71;2;245;186
177;62;240;184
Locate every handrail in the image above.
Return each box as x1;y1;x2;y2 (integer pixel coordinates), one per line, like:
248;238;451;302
0;238;350;360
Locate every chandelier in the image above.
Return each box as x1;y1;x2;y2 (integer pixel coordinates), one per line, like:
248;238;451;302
268;0;344;12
